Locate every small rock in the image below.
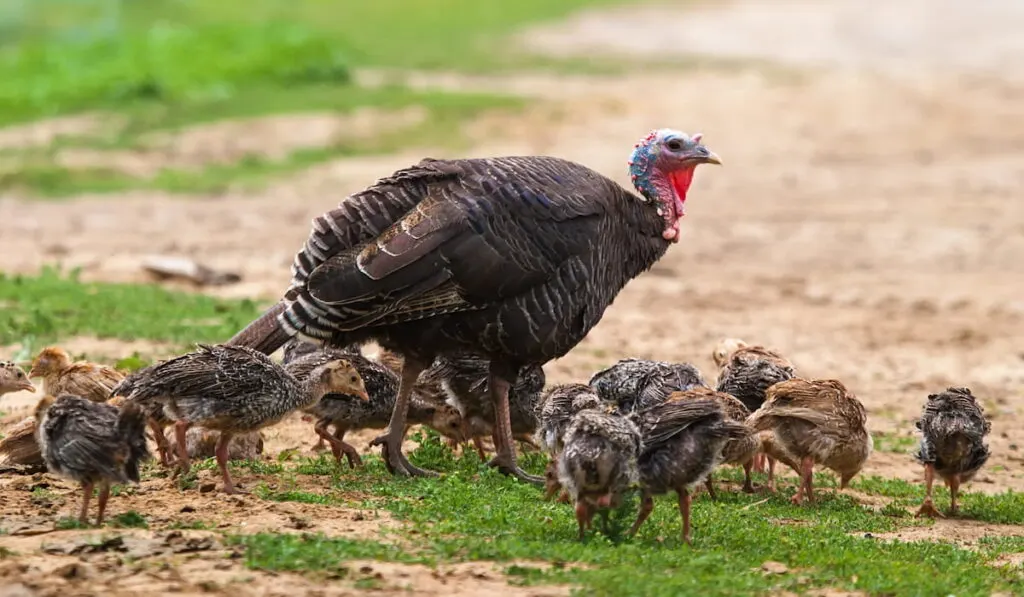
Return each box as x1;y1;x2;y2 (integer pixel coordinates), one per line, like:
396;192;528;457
180;505;196;513
761;561;789;575
54;561;93;581
288;516;313;530
199;482;217;494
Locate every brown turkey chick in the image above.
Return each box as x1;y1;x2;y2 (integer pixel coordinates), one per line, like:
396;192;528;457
0;360;35;396
914;387;991;518
748;378;872;504
534;383;607;501
0;417;45;472
166;427;265;462
671;387;759;496
29;347;125;403
557;408;641;540
117;344;367;494
285;347;465;468
35;394;150;525
628;394;748;545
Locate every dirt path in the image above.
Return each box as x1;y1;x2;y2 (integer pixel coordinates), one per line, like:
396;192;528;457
1;0;1023;591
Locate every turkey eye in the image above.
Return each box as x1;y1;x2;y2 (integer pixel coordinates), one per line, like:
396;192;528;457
666;139;684;151
350;376;357;383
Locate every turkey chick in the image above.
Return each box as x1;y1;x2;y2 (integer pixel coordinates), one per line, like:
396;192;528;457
35;394;150;525
534;383;607;501
915;387;991;518
589;357;708;414
0;360;35;396
748;378;872;504
557;408;641;540
628;393;748;545
167;427;265;462
29;347;124;403
117;344;367;493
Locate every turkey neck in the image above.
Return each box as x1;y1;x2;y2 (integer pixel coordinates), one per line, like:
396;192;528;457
615;187;673;283
292;370;334;411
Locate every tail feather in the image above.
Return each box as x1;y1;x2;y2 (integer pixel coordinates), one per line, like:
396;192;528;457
116;401;151;483
226;302;292;354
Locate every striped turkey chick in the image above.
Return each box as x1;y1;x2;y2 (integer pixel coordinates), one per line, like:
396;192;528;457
670;387;759;496
534;383;607;501
915;387;991;518
713;339;795;473
285;346;466;468
35;394;150;525
0;360;35;396
628;394;748;545
589;357;708;414
748;378;872;504
29;347;124;403
422;356;546;460
557;408;641;540
117;344;367;494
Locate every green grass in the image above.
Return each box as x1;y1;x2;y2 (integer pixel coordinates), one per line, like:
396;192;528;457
0;268;264;353
0;0;632;196
226;434;1024;596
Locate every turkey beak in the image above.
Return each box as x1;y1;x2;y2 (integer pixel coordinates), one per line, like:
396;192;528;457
697;146;722;165
16;380;35;393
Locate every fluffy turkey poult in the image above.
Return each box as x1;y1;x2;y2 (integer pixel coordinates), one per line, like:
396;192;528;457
284;346;465;468
35;394;150;525
670;387;759;496
713;339;795;473
534;383;607;501
226;129;721;483
557;408;642;540
421;356;547;459
589;357;708;414
628;394;748;545
29;347;124;403
748;378;872;504
0;361;35;396
116;344;368;494
915;387;991;518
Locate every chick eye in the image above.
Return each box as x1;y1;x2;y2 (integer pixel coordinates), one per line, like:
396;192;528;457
350;376;357;383
666;139;684;151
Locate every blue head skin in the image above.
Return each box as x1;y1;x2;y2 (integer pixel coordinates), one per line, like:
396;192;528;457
628;129;721;242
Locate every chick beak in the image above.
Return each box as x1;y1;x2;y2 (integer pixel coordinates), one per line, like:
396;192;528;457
26;367;40;379
17;381;35;393
356;389;370;402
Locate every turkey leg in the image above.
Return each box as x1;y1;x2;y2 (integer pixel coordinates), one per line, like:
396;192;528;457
314;420;362;468
215;431;247;494
915;463;944;518
486;367;543;485
370;359;438;477
96;480;111;526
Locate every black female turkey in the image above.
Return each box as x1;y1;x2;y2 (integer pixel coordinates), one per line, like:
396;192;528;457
227;129;721;483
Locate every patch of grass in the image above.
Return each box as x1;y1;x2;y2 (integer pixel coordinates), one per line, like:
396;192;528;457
872;431;918;454
237;435;1024;596
55;517;88;531
111;511;148;529
0;268;265;349
168;520;216;531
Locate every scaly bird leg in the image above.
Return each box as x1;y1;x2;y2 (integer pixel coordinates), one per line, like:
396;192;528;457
627;493;655;538
96;480;111;526
370;359;437;477
704;475;718;500
752;452;767;474
151;419;173;467
802;456;816;504
949;474;961;516
473;436;488;461
486;366;543;485
575;502;591;540
742;458;756;493
765;456;777;493
215;432;246;495
915;463;944;518
678;488;693;546
315;420;362;468
173;421;191;479
79;481;94;526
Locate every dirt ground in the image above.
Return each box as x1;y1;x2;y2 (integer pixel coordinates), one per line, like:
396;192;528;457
1;0;1023;593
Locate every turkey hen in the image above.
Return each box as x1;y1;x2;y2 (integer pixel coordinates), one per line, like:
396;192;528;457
226;129;721;482
914;387;991;518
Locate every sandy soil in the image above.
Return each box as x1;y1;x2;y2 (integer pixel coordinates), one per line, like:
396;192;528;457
1;0;1023;592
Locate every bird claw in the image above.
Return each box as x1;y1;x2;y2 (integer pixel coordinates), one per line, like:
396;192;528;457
377;438;438;478
487;456;544;486
915;501;945;519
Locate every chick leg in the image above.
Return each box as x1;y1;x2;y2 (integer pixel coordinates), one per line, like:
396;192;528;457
151;420;173;467
678;488;693;546
315;420;361;468
78;481;94;526
173;421;191;477
574;502;591;540
627;493;655;538
791;456;815;505
752;452;767;474
473;436;488;461
215;431;245;495
704;475;718;500
370;359;437;478
486;365;543;485
949;474;961;516
742;459;756;493
915;463;944;518
765;456;777;492
96;480;111;526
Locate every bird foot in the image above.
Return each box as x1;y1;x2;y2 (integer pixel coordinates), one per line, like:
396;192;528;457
915;501;945;519
371;435;438;478
790;493;804;506
487;455;544;486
